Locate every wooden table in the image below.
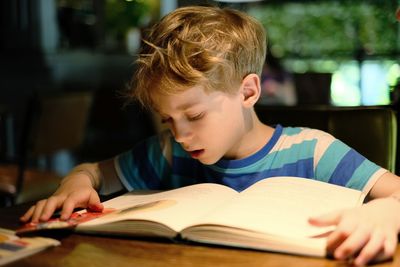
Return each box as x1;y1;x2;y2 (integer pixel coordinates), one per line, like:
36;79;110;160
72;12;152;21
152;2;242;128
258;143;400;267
1;203;399;267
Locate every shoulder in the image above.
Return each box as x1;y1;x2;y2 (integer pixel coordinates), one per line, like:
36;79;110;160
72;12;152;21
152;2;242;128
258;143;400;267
281;126;332;138
278;126;335;147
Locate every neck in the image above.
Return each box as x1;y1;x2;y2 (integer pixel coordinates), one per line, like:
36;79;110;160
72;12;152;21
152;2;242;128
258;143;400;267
226;108;274;159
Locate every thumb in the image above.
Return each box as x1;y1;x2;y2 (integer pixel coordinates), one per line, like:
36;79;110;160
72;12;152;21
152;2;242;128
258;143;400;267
308;209;343;227
87;192;104;212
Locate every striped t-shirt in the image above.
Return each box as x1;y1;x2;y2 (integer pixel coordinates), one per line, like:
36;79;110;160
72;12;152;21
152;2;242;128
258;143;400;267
115;125;386;193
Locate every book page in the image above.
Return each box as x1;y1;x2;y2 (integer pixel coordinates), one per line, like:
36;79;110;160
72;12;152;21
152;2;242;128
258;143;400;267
189;177;364;238
0;228;60;266
77;183;238;233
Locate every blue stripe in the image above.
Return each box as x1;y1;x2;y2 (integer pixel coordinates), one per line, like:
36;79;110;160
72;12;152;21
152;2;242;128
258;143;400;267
269;140;316;169
315;140;350;183
172;156;208;182
345;159;381;190
223;158;314;191
205;158;314;191
328;149;364;186
129;140;161;189
256;158;314;180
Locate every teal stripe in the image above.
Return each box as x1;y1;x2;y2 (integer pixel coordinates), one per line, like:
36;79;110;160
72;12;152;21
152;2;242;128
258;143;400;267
282;127;304;136
315;140;350;183
172;141;191;158
270;140;316;169
118;151;147;189
345;160;381;190
147;137;170;184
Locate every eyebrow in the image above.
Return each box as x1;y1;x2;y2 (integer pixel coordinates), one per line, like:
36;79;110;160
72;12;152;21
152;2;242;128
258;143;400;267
155;100;201;116
175;101;200;111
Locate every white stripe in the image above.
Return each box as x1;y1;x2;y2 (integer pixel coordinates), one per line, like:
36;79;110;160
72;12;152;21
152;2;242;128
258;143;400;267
312;132;336;168
270;128;335;169
361;168;388;196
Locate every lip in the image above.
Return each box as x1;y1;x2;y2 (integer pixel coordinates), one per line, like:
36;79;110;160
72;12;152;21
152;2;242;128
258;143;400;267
188;149;204;159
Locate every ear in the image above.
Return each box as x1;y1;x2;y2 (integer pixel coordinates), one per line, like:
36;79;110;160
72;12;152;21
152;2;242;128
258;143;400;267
240;74;261;108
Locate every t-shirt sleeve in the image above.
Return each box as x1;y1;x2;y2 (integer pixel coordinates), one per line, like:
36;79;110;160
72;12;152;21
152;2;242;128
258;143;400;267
113;132;172;191
313;131;387;194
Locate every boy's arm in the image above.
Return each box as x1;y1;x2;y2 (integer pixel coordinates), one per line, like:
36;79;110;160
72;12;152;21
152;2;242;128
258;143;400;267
61;159;124;195
368;172;400;199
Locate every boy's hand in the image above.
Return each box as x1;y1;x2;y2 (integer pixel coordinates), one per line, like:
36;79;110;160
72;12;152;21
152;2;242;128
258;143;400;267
20;173;103;223
309;197;400;266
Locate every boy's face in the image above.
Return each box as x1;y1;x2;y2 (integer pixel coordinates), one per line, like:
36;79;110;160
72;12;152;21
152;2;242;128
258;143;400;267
153;85;250;165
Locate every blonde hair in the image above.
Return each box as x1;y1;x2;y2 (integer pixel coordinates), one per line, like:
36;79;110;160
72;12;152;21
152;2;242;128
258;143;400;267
130;5;267;108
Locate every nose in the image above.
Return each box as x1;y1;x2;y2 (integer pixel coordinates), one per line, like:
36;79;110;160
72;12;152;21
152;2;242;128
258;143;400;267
171;121;193;144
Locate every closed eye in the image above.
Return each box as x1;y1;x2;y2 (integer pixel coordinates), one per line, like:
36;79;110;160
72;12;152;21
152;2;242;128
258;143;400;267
187;112;205;121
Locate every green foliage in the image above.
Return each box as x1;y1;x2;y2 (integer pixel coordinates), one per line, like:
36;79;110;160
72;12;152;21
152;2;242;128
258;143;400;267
105;0;152;39
249;1;398;58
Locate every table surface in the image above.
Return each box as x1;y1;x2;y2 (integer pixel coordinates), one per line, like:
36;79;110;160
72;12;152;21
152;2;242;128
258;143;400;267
1;203;400;267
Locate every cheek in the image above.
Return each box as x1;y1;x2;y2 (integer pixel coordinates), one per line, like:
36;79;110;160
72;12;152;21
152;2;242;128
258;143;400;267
201;113;243;143
191;118;223;144
197;98;243;140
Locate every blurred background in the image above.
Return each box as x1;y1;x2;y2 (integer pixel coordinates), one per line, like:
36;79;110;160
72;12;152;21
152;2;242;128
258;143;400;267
0;0;399;205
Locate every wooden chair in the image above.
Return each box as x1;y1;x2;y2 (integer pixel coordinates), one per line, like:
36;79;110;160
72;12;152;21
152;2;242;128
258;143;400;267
0;91;93;206
255;105;398;173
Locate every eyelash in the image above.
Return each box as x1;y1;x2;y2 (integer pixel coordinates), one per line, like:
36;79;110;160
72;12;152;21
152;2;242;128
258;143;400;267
160;112;205;124
187;112;205;121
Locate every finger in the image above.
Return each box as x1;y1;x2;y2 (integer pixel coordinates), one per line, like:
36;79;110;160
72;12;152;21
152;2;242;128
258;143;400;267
59;196;79;220
369;233;397;264
309;210;343;227
381;234;397;259
59;190;100;220
31;200;48;223
333;226;370;260
20;205;36;222
87;192;103;212
39;196;65;221
326;218;358;255
353;230;385;266
87;203;104;212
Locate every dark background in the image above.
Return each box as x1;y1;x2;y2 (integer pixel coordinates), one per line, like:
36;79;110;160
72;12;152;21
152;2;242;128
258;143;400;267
0;0;399;175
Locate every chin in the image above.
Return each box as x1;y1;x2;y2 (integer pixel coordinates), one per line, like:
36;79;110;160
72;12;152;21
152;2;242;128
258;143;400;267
197;156;220;165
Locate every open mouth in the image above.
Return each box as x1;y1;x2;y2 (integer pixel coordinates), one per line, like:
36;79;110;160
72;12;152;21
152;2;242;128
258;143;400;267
189;149;204;158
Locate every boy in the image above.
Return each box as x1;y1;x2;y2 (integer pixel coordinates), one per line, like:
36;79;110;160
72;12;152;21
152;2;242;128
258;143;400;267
21;6;400;266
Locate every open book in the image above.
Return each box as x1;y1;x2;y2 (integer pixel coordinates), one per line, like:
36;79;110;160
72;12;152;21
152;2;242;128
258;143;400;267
0;228;60;266
18;177;366;257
